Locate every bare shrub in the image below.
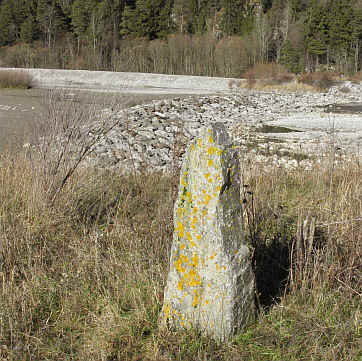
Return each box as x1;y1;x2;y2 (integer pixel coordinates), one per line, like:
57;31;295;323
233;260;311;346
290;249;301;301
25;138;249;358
0;69;33;89
244;63;294;88
298;71;337;91
215;36;249;78
31;90;122;205
349;70;362;83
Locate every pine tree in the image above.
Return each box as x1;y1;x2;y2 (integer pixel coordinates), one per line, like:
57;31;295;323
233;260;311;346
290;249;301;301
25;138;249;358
120;1;138;37
100;0;125;48
328;0;355;55
280;39;302;73
221;0;248;36
304;0;329;70
0;0;13;45
37;0;67;47
20;15;37;43
123;0;173;39
19;0;39;43
71;0;92;40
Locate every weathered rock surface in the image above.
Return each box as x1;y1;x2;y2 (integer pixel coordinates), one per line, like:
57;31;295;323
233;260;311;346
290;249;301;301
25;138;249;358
160;123;255;341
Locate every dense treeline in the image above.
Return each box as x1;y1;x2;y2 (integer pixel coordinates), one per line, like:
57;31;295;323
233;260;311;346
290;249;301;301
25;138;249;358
0;0;361;75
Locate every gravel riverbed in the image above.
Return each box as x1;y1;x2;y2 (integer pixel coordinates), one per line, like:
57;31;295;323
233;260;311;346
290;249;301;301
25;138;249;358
81;80;361;172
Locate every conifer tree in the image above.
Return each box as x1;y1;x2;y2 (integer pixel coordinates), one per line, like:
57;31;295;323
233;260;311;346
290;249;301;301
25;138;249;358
20;15;37;43
221;0;246;36
0;0;12;45
280;39;302;73
120;1;138;37
71;0;93;40
304;0;329;70
37;0;67;47
121;0;173;39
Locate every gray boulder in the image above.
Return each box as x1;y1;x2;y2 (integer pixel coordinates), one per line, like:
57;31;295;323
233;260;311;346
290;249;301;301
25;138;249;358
160;122;255;341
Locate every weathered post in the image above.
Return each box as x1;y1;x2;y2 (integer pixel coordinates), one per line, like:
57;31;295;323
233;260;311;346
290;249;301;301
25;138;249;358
160;123;255;341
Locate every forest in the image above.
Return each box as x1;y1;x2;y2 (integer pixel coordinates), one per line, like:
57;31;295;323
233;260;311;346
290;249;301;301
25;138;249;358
0;0;361;77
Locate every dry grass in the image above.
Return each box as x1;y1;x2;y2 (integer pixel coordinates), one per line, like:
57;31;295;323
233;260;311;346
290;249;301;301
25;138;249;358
349;70;362;83
0;94;361;360
247;81;317;93
298;72;340;91
244;64;295;89
0;69;33;89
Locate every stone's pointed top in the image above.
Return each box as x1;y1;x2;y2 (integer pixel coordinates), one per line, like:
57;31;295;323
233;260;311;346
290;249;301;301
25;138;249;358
207;123;231;146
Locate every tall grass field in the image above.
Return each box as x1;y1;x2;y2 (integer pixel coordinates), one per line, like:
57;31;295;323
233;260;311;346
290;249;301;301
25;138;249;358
0;89;360;361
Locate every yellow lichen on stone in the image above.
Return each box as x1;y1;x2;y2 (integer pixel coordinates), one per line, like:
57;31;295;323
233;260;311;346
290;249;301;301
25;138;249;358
192;291;200;307
178;207;183;219
192;253;198;266
178;279;184;290
208;146;216;155
175;255;186;273
191;216;197;230
204;194;211;205
188;269;201;287
176;221;185;238
164;303;170;318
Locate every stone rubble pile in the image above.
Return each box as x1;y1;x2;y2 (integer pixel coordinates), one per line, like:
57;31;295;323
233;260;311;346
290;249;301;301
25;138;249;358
85;81;361;172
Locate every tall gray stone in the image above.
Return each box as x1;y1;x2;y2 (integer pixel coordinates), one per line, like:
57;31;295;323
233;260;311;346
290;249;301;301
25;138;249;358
160;123;255;341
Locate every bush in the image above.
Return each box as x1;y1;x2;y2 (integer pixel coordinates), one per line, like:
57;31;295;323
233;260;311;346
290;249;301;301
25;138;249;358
0;69;33;89
298;71;337;91
349;70;362;83
244;63;294;88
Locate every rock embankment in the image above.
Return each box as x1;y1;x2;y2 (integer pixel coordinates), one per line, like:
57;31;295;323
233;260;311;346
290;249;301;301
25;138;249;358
84;81;361;172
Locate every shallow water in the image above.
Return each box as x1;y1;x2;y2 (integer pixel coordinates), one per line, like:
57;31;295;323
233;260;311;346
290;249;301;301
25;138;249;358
256;124;303;134
323;102;362;114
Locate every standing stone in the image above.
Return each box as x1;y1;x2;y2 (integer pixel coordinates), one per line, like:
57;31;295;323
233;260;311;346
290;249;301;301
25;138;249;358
160;123;255;341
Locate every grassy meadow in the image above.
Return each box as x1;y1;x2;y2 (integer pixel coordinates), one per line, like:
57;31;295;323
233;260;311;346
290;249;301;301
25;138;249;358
0;86;360;360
